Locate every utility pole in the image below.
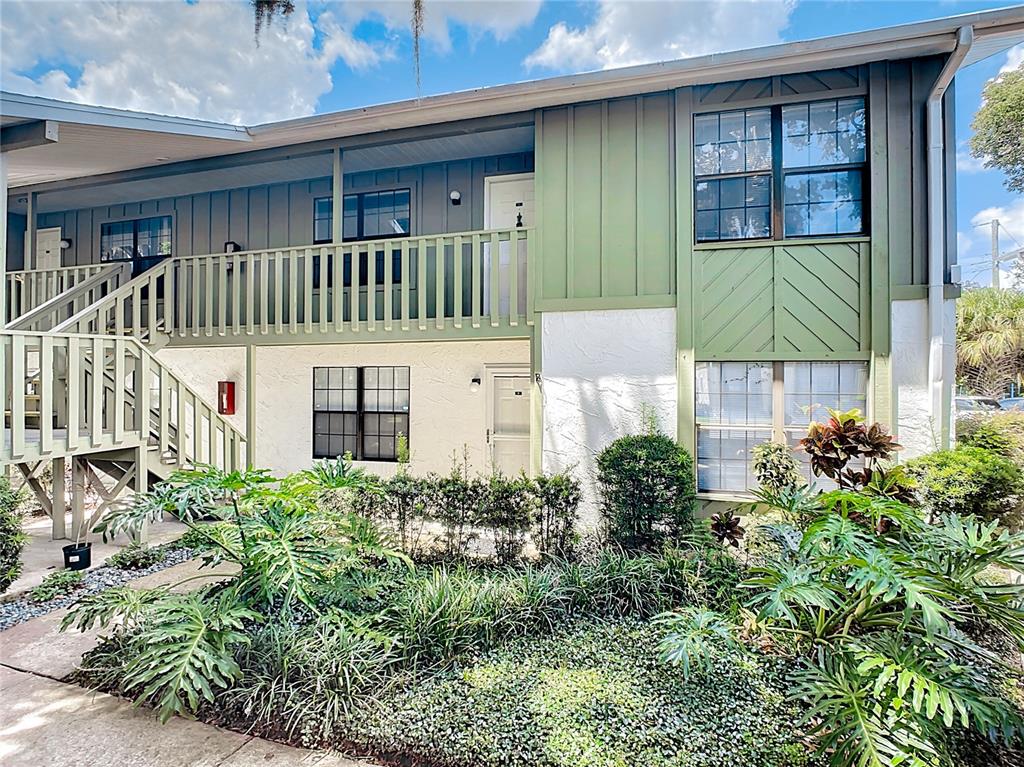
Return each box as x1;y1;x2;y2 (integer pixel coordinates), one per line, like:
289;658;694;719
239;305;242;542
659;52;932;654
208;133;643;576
991;219;1000;289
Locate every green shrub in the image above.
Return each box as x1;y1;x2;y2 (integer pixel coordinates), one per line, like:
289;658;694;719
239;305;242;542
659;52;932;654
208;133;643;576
752;441;804;492
906;446;1024;523
358;472;432;557
430;454;487;558
530;471;581;560
596;433;696;549
480;473;533;564
107;543;166;570
0;476;26;594
959;412;1024;464
341;620;817;766
225;616;399;744
29;569;84;603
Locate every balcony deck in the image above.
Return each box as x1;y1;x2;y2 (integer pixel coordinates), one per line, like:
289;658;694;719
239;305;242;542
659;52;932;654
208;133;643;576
51;228;535;347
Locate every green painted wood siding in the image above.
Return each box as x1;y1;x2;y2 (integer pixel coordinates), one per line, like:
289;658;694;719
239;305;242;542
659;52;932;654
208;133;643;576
34;153;533;267
694;241;870;358
536;94;675;308
875;55;957;288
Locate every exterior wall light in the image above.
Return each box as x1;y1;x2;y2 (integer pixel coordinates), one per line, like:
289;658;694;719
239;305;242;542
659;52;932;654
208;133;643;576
449;190;462;206
469;376;481;393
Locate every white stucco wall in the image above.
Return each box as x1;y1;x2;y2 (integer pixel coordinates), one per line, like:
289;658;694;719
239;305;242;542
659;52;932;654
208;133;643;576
890;297;957;458
156;346;248;435
541;308;677;525
253;340;529;478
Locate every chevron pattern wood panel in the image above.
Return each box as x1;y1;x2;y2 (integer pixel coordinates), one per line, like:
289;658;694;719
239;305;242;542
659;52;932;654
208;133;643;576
694;66;865;108
697;241;868;355
775;242;867;353
697;247;775;353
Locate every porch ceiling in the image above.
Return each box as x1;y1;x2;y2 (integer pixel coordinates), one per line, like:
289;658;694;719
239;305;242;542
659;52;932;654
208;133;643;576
12;125;535;214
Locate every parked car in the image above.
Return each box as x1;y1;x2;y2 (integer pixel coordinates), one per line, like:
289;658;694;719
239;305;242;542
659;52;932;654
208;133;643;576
955;396;1004;413
999;397;1024;411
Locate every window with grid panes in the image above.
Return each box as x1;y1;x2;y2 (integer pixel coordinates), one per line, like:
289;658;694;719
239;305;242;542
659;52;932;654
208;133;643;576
100;215;172;261
695;361;869;493
693;97;867;242
313;189;411;244
312;366;410;461
695;362;773;492
782;361;869;487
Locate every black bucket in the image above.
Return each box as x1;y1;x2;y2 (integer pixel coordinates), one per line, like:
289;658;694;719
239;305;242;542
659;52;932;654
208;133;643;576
62;542;92;571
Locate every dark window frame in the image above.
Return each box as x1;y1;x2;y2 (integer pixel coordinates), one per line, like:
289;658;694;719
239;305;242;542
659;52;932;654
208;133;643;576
312;365;410;462
693;97;868;244
100;215;173;262
312;188;412;245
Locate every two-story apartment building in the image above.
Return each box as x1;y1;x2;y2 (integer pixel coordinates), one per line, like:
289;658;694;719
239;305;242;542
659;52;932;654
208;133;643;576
3;7;1024;532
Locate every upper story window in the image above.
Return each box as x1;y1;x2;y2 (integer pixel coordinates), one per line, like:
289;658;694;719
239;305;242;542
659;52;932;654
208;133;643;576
100;215;172;261
314;189;411;244
693;97;867;243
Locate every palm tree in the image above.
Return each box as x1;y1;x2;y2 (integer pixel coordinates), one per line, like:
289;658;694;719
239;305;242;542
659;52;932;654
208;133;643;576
956;287;1024;396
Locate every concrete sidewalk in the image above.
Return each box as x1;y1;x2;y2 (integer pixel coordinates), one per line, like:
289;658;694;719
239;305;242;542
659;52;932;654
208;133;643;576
0;558;369;767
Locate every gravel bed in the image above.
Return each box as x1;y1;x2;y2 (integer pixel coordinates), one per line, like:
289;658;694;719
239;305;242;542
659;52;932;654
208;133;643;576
0;545;197;632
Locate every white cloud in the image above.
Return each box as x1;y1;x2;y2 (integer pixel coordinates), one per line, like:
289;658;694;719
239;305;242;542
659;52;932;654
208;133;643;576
1001;43;1024;74
956;150;987;174
959;198;1024;288
524;0;796;71
340;0;542;54
0;0;393;124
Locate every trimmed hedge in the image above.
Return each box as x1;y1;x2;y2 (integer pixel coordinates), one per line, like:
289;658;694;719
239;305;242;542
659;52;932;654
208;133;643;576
596;434;696;550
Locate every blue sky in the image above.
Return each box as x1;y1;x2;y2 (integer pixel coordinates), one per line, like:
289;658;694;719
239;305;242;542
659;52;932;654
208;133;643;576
1;1;1021;284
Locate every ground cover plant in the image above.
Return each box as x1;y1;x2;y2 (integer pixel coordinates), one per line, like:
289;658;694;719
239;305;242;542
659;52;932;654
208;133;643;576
61;421;1024;767
29;569;84;603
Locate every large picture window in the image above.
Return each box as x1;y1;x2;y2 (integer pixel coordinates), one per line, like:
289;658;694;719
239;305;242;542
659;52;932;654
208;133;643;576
693;97;867;243
313;365;410;462
695;360;868;492
100;215;173;262
313;189;411;244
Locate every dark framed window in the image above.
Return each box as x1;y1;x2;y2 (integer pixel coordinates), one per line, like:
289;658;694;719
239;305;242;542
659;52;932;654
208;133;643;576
313;189;411;244
693;97;867;243
100;215;172;261
312;365;410;461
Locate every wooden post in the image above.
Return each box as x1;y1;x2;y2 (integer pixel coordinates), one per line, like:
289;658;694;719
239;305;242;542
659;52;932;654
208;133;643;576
332;148;344;245
70;455;86;542
0;152;7;323
51;457;66;540
132;445;149;544
246;344;256;468
24;191;36;270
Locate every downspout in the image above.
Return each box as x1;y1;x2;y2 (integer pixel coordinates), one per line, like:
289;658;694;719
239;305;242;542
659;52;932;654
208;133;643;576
926;25;973;450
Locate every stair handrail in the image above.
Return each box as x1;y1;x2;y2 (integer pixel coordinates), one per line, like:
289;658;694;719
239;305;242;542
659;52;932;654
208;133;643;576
52;258;174;338
2;329;246;469
7;263;131;332
6;264;108;323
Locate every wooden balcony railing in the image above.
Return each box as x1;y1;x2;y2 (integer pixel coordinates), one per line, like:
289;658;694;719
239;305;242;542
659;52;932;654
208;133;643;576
6;263;129;332
2;330;245;467
6;265;111;325
54;228;535;343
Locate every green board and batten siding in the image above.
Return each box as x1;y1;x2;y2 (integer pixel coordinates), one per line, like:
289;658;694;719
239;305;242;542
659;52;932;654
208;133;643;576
536;93;675;310
535;61;953;438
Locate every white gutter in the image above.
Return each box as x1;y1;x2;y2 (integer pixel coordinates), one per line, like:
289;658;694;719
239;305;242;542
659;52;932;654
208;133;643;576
926;25;973;450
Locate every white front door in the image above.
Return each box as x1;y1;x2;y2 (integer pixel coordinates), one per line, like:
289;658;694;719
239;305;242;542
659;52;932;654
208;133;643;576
36;227;63;270
488;370;531;476
483;174;534;317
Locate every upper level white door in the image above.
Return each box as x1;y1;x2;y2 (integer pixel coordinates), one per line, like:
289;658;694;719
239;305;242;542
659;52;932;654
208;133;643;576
36;227;63;270
483;174;534;317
